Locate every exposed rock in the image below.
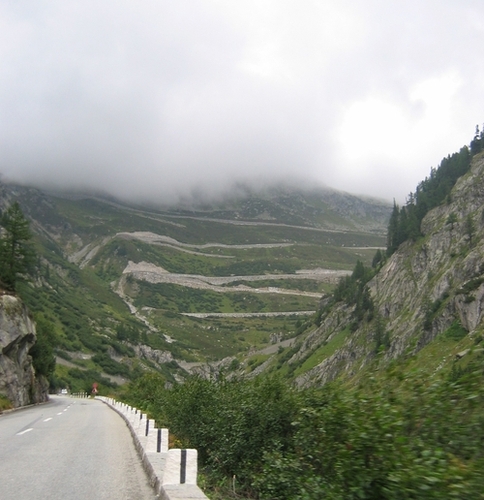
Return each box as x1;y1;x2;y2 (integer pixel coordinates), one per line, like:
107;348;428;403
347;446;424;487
0;294;49;407
295;152;484;387
455;349;470;359
133;344;174;365
270;332;283;344
189;356;237;378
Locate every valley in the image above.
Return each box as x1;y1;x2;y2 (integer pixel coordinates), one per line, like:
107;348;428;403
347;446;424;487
3;143;484;500
0;182;389;391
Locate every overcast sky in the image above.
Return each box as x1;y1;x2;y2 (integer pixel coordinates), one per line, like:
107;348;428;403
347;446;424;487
1;1;484;205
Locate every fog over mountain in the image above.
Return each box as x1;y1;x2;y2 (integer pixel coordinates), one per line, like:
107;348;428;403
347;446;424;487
1;1;484;205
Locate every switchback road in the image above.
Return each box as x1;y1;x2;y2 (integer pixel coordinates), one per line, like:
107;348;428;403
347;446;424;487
0;396;156;500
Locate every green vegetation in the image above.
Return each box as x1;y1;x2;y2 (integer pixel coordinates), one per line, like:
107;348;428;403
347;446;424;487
2;179;389;389
136;312;303;360
0;202;35;291
28;313;56;379
133;281;318;314
386;139;475;256
315;260;375;331
0;394;13;412
293;327;351;375
117;128;484;499
124;362;484;499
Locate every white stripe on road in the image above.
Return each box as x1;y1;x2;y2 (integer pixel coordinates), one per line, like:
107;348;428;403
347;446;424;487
43;418;52;422
17;428;33;435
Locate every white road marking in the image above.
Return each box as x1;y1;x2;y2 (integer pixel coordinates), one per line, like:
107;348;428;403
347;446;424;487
57;412;63;415
17;428;33;435
43;418;52;422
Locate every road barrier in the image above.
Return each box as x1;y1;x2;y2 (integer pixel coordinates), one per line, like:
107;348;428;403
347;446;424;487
71;392;89;398
97;396;208;500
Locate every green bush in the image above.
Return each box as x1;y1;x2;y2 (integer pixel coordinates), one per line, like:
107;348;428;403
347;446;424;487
121;365;484;499
29;314;56;379
444;320;468;341
67;368;116;393
0;394;13;411
91;353;131;378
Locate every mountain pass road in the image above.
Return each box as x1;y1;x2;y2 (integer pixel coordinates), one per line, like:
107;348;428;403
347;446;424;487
0;396;156;500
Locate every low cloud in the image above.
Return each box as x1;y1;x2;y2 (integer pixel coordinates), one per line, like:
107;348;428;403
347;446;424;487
1;1;484;205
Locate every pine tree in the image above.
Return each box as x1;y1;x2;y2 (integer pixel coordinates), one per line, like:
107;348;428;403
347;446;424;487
0;202;35;291
470;125;483;155
386;201;400;256
372;249;383;269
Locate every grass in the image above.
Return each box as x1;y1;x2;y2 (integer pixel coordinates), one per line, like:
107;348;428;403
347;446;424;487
95;237;377;278
342;322;483;395
134;312;302;360
223;278;331;293
245;354;272;372
52;194;386;248
293;327;351;376
132;281;319;314
0;394;13;412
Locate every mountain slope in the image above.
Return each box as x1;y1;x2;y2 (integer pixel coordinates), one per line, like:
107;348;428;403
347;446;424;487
0;182;390;391
268;151;484;386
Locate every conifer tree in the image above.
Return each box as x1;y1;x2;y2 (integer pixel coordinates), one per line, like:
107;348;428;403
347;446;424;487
386;201;400;256
0;202;35;291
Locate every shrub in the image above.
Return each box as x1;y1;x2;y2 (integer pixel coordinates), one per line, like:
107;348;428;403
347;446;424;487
120;365;484;499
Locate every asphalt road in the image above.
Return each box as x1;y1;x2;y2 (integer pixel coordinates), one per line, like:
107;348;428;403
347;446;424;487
0;396;156;500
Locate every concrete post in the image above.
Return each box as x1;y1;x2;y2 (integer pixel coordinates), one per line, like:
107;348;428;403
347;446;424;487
128;407;137;425
146;427;169;453
135;412;147;431
141;418;156;438
162;449;198;485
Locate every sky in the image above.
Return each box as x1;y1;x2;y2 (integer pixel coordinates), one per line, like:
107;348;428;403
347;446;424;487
1;0;484;205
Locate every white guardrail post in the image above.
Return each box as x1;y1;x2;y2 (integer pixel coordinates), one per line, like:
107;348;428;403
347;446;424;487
97;396;208;499
146;427;169;453
162;449;198;485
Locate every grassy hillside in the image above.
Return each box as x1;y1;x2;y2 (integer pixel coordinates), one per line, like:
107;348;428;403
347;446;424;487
0;182;389;391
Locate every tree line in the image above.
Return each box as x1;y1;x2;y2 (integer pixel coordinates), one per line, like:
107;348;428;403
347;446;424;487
0;201;56;381
0;201;35;291
386;125;484;256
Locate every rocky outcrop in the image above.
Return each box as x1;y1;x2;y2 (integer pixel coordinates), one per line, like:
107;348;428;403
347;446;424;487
0;294;49;408
295;152;484;386
133;344;174;365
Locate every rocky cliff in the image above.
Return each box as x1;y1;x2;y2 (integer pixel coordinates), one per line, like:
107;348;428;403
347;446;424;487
295;152;484;386
0;294;49;407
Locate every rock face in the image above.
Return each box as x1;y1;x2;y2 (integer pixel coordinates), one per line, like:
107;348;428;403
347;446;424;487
133;344;174;365
295;152;484;386
0;294;49;407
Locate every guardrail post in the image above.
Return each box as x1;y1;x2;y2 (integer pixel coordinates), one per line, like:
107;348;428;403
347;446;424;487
146;427;169;453
128;407;137;425
142;418;156;438
97;398;208;498
162;449;198;485
135;412;147;431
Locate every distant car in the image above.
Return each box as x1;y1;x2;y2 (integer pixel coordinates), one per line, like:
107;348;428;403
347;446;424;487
60;389;68;395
